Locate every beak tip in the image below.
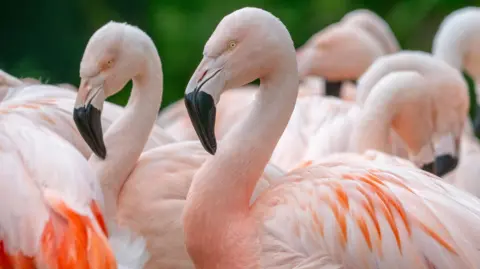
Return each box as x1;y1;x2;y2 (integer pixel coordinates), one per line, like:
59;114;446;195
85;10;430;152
207;144;217;155
185;91;218;155
434;154;459;177
97;146;107;159
421;162;435;175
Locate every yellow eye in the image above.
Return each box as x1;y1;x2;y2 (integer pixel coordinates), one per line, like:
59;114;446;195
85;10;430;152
107;60;114;66
228;41;237;50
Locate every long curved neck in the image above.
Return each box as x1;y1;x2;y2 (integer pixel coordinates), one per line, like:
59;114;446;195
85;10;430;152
351;102;392;154
352;76;406;154
184;56;298;269
196;65;297;209
433;38;464;72
89;55;163;219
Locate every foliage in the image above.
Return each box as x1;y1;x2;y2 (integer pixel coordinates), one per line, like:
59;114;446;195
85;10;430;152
1;0;479;109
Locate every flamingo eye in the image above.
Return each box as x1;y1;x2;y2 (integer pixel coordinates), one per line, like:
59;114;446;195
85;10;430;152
100;59;115;71
228;41;237;50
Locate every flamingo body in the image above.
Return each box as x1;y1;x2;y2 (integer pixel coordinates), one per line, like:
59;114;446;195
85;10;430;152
0;115;118;268
250;153;480;268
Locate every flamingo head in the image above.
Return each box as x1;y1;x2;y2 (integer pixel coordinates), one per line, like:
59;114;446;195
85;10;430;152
74;21;158;159
184;7;295;155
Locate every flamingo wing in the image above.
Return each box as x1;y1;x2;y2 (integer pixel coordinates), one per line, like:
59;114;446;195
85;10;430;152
255;152;480;269
0;114;116;268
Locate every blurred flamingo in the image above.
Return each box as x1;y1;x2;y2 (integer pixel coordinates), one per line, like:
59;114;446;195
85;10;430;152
182;8;480;268
432;7;480;196
72;21;284;269
296;8;400;100
0;113;149;269
432;6;480;136
431;7;480;195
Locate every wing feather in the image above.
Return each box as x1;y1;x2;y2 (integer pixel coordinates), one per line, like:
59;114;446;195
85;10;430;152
0;114;116;268
256;152;480;268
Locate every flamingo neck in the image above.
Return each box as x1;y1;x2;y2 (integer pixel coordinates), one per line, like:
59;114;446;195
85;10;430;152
352;95;393;155
184;55;298;269
89;56;163;219
433;26;465;72
435;44;464;72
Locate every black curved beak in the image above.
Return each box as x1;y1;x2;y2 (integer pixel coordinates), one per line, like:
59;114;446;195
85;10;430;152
421;162;435;175
73;79;107;159
185;90;217;155
73;104;106;159
420;154;459;177
434;154;459;177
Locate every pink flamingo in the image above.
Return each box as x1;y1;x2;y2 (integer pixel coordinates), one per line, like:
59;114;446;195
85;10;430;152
72;21;283;269
351;51;467;174
296;9;400;100
432;6;480;136
182;8;480;268
0;113;149;268
295;22;382;88
431;7;480;194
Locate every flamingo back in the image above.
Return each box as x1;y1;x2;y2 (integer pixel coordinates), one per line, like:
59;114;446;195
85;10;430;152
0;114;116;268
253;152;480;268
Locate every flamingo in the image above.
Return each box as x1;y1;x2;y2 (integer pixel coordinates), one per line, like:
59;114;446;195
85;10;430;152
431;7;480;195
182;7;480;268
347;51;467;175
432;6;480;137
295;25;382;100
296;9;400;101
71;21;284;269
0;113;149;268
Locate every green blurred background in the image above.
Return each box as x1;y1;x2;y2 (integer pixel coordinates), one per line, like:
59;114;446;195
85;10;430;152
0;0;478;110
